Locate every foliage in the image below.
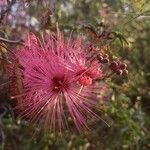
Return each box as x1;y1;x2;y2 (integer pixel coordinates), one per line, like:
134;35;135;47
0;0;150;150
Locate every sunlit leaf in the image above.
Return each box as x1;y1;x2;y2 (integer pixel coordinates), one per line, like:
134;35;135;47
131;0;150;12
0;43;8;74
0;43;7;54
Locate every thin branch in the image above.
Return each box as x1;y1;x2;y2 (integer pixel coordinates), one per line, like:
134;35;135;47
0;37;23;45
122;10;150;25
111;10;150;17
0;0;16;23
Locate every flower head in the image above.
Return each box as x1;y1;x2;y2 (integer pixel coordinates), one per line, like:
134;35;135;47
10;29;107;132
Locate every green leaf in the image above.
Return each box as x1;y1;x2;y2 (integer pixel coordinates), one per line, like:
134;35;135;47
111;31;128;47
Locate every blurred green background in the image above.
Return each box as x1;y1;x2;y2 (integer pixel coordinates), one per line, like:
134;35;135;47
0;0;150;149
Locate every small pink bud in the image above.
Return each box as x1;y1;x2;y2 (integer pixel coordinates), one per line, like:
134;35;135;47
119;63;127;70
98;55;104;62
122;69;128;75
109;61;118;70
102;58;109;63
116;69;123;75
103;54;109;58
116;60;121;66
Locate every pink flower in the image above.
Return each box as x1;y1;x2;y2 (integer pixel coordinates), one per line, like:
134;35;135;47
10;29;108;132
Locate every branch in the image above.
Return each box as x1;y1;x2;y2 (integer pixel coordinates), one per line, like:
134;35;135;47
0;37;23;45
0;0;16;23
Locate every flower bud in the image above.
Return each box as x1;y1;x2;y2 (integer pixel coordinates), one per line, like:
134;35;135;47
109;61;118;70
122;69;128;75
119;63;127;70
116;60;121;66
103;54;109;58
116;69;123;75
98;55;104;62
102;58;109;63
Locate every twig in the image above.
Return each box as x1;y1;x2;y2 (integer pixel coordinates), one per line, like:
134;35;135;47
123;10;150;26
0;37;23;45
0;0;16;23
110;11;150;17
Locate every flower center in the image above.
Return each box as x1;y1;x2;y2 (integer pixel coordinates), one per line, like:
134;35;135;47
52;76;68;92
